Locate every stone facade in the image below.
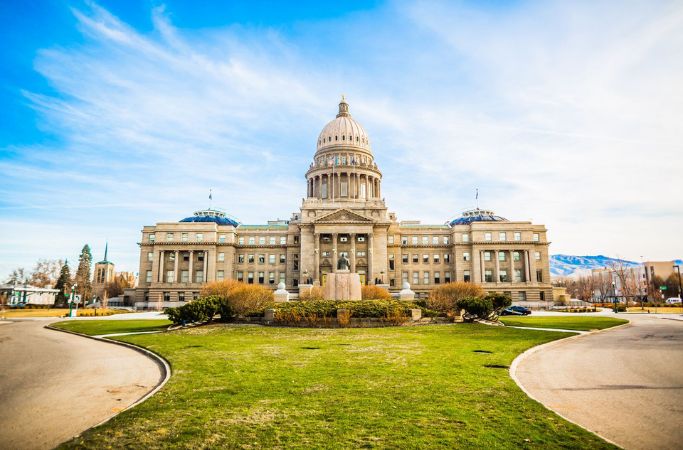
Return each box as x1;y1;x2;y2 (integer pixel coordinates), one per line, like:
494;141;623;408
125;98;552;309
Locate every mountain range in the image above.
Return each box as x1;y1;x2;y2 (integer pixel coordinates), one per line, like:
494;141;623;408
550;255;683;277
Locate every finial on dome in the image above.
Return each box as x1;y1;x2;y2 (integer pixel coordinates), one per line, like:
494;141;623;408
337;95;350;118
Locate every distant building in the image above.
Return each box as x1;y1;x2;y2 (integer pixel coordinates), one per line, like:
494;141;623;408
92;243;115;300
0;284;59;306
125;97;552;309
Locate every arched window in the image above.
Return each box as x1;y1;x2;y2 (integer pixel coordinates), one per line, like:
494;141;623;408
328;137;331;142
356;136;359;142
335;135;338;141
342;135;345;140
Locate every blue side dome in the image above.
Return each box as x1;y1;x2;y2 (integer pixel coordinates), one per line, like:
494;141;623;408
447;208;507;226
180;209;240;227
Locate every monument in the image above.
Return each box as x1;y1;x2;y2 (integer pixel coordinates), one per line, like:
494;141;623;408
323;255;362;301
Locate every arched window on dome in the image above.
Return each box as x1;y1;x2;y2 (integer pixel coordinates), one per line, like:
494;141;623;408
335;135;338;141
328;137;331;142
356;136;359;142
342;135;345;140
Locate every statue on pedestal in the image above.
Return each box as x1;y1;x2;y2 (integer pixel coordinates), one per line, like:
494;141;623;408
337;255;350;271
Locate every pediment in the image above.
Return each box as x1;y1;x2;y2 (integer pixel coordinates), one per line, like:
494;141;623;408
314;208;374;223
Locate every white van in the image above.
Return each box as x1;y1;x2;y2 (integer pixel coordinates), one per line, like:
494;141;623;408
665;297;682;305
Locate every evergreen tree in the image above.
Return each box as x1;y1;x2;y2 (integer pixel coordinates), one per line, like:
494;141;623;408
54;260;72;307
74;244;93;303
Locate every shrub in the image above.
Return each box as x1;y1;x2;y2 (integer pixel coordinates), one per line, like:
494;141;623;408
165;296;221;326
272;299;412;325
361;285;391;300
219;285;274;320
200;280;242;300
456;296;494;322
427;282;485;313
299;286;325;301
484;292;512;312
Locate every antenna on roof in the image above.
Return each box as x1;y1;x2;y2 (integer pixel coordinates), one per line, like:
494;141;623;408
209;188;213;209
475;188;479;209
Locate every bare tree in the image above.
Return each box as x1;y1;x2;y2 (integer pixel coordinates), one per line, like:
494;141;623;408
5;268;27;285
29;259;63;288
609;261;639;306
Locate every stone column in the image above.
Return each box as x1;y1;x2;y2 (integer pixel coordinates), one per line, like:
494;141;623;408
314;233;320;282
189;250;194;283
332;233;338;272
350;233;356;272
529;248;537;284
174;250;179;282
159;250;165;282
495;250;500;284
368;233;374;283
510;250;515;282
203;250;208;283
524;250;531;283
480;250;485;283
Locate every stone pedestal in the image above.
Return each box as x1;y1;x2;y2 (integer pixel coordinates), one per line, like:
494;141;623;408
298;284;313;298
323;270;362;301
399;282;415;301
376;283;390;291
274;282;289;303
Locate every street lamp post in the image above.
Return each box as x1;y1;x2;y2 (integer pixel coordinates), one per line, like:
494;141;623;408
674;265;682;306
68;284;77;317
612;281;618;313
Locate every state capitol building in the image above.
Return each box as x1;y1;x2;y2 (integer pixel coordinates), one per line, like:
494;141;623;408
124;98;552;307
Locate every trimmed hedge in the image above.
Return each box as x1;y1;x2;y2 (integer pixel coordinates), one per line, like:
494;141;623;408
165;296;221;326
273;300;418;324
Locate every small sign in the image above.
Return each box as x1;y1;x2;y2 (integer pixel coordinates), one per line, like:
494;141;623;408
660;286;667;290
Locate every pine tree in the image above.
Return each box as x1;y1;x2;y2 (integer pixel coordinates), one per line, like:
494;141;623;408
54;260;72;307
74;244;93;303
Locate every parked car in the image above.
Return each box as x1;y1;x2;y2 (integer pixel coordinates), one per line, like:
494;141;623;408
665;297;682;305
501;305;532;316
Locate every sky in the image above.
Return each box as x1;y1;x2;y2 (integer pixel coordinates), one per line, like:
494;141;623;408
1;0;682;278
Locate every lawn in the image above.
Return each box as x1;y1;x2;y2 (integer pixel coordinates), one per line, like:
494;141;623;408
53;321;619;449
499;316;628;331
52;319;172;336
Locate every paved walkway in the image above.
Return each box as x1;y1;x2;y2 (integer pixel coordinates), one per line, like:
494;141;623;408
513;314;683;449
0;320;163;450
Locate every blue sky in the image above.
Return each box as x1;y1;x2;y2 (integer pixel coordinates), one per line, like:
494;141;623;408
1;0;682;278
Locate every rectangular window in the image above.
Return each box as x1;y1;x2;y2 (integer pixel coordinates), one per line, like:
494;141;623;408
217;270;224;281
389;255;395;270
535;251;541;260
322;181;328;199
423;271;430;285
196;233;203;242
340;181;348;197
258;272;265;284
294;236;299;244
401;236;408;245
269;254;276;264
247;272;254;284
388;236;394;244
412;254;419;263
357;251;366;257
267;272;275;284
499;232;506;241
259;236;266;245
484;269;493;283
147;252;153;262
178;292;185;302
463;252;470;261
443;236;449;245
514;232;521;241
322;251;331;257
181;232;188;242
500;270;508;282
219;234;226;243
146;270;152;283
248;254;255;263
248;237;255;245
423;254;429;263
433;254;440;264
279;254;286;264
536;270;543;282
181;270;189;283
432;236;439;245
434;271;441;284
445;271;452;283
513;251;521;261
519;291;527;301
218;252;225;262
197;253;204;262
269;236;276;245
166;271;174;283
340;236;348;242
258;254;265;264
412;236;418;245
166;232;173;241
238;236;244;245
183;253;189;261
422;236;429;245
238;254;245;263
412;271;419;285
280;236;286;245
463;270;470;282
163;292;171;302
498;252;506;262
357;235;365;242
484;232;492;242
462;233;469;243
444;253;451;263
484;251;492;261
149;233;156;243
195;271;204;283
515;269;523;282
402;271;409;283
402;254;408;263
533;233;540;242
237;271;244;282
279;272;286;284
169;252;176;262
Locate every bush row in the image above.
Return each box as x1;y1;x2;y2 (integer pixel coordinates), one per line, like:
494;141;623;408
272;299;419;324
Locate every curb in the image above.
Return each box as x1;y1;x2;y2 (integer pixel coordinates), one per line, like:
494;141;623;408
509;321;631;448
44;324;172;438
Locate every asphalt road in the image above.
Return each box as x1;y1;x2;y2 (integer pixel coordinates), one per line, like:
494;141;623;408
514;314;683;450
0;319;163;450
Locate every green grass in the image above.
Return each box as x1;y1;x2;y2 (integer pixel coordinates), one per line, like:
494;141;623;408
52;319;172;335
53;321;619;449
500;316;628;331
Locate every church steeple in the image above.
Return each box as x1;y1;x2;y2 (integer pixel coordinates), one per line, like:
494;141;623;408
103;242;108;263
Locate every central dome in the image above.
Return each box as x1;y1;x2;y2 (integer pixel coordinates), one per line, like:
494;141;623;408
316;96;371;154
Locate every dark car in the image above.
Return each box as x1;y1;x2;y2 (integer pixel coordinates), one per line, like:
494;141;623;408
500;305;532;316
